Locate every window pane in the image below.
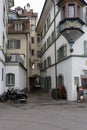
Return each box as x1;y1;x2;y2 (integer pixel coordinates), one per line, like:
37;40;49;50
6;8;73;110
84;41;87;55
69;5;74;18
14;40;20;49
6;73;15;86
8;40;14;49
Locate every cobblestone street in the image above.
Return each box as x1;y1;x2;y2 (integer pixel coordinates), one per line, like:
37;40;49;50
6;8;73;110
0;92;87;130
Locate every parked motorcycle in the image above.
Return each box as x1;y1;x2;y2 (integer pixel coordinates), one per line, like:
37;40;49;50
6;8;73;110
0;88;28;103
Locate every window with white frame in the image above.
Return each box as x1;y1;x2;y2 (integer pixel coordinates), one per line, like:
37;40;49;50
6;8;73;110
14;23;22;31
68;4;75;18
7;40;20;49
6;73;15;86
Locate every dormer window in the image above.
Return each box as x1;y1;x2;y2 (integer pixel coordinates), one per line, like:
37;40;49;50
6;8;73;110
68;4;75;18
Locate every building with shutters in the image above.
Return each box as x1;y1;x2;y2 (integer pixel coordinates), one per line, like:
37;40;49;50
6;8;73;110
36;0;87;100
0;0;14;94
7;3;41;91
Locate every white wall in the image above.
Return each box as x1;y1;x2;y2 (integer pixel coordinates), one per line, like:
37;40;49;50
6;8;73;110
0;62;6;94
6;64;26;90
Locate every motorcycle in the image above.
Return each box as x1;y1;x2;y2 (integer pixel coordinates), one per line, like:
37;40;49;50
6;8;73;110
0;88;28;103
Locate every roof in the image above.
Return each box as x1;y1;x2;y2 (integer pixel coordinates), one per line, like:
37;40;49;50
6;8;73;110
36;0;53;33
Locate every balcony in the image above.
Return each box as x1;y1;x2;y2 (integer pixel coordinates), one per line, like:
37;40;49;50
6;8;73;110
59;18;85;43
8;0;14;8
6;54;24;65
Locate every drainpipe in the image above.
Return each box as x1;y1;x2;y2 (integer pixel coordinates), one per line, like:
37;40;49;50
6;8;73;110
26;33;30;91
51;0;58;97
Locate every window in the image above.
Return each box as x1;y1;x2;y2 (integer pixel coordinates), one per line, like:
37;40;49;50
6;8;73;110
44;24;46;36
47;56;51;67
7;40;20;49
6;73;15;86
81;78;87;89
62;6;65;19
57;45;67;61
44;42;46;51
2;68;4;81
37;51;41;57
31;37;34;43
56;24;60;37
37;36;40;43
31;24;35;31
78;6;80;17
31;49;35;56
44;60;47;69
32;62;35;70
15;23;22;31
37;63;41;70
84;41;87;55
47;36;50;48
68;4;75;18
47;14;50;29
52;31;55;43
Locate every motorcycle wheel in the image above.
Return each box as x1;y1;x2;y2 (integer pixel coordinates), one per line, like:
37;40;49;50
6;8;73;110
0;96;8;102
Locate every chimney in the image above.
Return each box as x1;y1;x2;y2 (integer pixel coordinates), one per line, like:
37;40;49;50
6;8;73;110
27;3;30;12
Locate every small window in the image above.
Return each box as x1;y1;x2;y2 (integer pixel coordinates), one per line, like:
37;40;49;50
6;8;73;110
2;68;4;81
31;25;35;31
62;6;65;19
37;51;41;57
32;62;35;70
31;49;35;56
37;63;41;70
44;60;47;68
15;23;22;31
6;73;15;86
84;41;87;55
31;37;34;43
68;4;75;18
47;56;51;67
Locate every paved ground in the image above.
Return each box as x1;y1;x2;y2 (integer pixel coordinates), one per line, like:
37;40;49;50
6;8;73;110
0;92;87;130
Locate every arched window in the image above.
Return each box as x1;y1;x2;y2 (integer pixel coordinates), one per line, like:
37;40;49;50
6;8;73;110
6;73;15;86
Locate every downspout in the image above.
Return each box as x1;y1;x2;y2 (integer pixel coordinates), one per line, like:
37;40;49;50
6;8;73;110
51;0;57;88
26;33;30;91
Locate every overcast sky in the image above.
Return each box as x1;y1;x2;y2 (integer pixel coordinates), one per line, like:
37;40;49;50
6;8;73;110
14;0;45;17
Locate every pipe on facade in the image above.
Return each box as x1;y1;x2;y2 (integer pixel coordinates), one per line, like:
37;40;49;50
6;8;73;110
51;0;57;89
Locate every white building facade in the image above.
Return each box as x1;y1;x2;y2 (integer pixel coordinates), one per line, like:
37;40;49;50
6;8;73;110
0;0;26;94
36;0;87;101
0;0;8;94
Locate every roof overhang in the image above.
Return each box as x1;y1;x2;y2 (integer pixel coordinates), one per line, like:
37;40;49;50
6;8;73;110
36;0;53;33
